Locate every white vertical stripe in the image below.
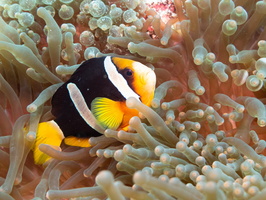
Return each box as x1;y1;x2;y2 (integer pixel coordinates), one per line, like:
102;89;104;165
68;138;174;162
67;83;106;134
104;56;140;100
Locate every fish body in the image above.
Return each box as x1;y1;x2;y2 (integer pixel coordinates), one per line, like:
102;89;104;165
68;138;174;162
34;56;156;164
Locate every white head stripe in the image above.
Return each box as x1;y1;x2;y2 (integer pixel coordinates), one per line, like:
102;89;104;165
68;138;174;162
104;56;140;100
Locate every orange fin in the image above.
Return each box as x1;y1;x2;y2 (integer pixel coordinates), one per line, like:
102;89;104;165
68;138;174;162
91;97;124;130
33;121;64;165
64;136;91;147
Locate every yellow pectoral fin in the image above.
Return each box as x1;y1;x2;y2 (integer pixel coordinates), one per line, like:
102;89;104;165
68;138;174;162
64;136;91;147
33;120;64;165
91;97;124;130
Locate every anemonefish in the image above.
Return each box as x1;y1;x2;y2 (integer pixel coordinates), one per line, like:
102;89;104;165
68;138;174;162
33;56;156;164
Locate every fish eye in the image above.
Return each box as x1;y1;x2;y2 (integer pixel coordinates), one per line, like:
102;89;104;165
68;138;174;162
125;69;133;77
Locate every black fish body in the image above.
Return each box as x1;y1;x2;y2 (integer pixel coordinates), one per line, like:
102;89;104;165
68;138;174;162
52;57;125;138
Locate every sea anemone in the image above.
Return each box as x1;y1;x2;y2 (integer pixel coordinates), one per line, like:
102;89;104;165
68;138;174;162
1;0;266;199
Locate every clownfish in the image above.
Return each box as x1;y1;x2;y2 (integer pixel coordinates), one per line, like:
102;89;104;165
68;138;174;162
33;56;156;164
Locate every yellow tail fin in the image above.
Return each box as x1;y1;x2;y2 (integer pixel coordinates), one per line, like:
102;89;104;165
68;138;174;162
33;120;64;165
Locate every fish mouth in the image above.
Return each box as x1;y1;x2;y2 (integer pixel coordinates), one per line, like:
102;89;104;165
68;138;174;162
141;69;156;86
132;61;156;86
147;69;156;81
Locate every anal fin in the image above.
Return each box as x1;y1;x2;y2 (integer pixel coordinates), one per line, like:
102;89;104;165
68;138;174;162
64;136;91;147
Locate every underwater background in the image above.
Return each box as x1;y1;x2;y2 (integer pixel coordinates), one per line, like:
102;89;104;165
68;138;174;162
1;0;266;199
